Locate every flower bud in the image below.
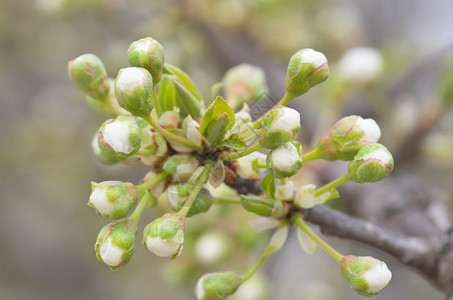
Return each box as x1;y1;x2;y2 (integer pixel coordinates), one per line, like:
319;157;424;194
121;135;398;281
95;219;137;270
259;107;300;149
91;133;123;164
233;152;267;180
274;180;294;201
114;67;153;117
88;181;139;219
127;37;164;83
142;213;185;258
347;143;394;183
338;47;383;85
285;49;329;97
143;169;169;197
163;154;200;182
223;63;268;108
158;108;180;130
229;111;257;145
317;115;381;161
240;195;286;218
182;116;204;148
294;184;316;209
97;115;142;159
166;184;213;217
195;271;243;300
340;255;392;297
266;142;303;179
68;53;109;100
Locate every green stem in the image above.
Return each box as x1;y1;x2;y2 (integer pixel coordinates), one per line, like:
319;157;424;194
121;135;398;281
314;174;350;197
279;92;295;106
252;92;295;129
240;252;268;282
300;147;323;162
136;171;171;194
293;216;344;263
142;113;203;153
177;160;215;218
221;143;262;161
152;85;162;117
129;195;150;223
212;196;241;205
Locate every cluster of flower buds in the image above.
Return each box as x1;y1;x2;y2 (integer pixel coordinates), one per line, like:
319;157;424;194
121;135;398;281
70;40;397;299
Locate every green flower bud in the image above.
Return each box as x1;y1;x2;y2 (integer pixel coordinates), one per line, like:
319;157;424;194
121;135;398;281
223;63;268;108
127;37;164;83
317;115;381;161
68;53;109;100
285;49;329;97
114;67;153;117
341;255;392;297
166;184;212;217
88;181;138;219
163;154;200;182
97;115;142;160
195;271;243;300
260;106;301;149
347;143;394;183
233;152;267;180
142;213;185;258
240;195;286;218
266;142;303;179
338;47;383;85
95;219;137;270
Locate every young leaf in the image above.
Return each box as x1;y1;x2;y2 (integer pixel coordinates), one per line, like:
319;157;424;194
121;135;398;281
204;113;230;146
200;96;235;137
261;174;276;199
166;64;202;101
220;134;247;149
173;80;202;118
157;75;176;112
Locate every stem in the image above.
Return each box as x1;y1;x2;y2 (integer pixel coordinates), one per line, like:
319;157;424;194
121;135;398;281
252;92;295;129
293;216;344;262
129;195;150;223
152;85;162;117
314;174;350;197
301;147;323;162
177;160;215;218
142;113;202;153
240;252;268;282
212;196;241;205
221;143;262;161
136;171;171;194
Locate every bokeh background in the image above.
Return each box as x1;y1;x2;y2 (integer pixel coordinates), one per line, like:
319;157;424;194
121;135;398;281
1;0;453;299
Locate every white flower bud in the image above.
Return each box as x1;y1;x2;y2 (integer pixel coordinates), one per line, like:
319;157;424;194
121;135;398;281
143;213;185;258
295;184;316;209
266;142;303;179
274;180;294;201
338;47;383;85
234;152;267;180
158;108;180;130
341;255;392;296
182;116;204;148
260;107;301;149
347;143;394;183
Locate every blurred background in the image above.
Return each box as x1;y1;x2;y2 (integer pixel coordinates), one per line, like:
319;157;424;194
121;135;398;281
1;0;453;299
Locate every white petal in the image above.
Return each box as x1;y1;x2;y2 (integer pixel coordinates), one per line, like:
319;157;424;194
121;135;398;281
116;67;145;91
103;121;134;154
361;149;391;165
296;226;318;254
356;117;381;143
270;143;301;172
299;49;328;68
99;237;124;267
145;236;180;257
295;184;316;209
364;262;392;293
89;187;113;215
271;107;300;133
248;217;280;233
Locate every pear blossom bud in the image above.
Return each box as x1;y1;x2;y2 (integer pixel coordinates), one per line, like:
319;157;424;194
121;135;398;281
259;107;301;149
114;67;153;117
182;116;204;148
142;213;185;258
68;53;109;100
274;181;294;201
223;63;268;108
95;219;137;270
340;255;392;297
166;184;212;217
127;37;164;83
234;152;267;180
163;154;200;182
347;143;394;183
195;271;243;300
97;115;142;159
317;115;381;161
294;184;339;209
338;47;383;85
158;108;180;130
240;195;286;218
266;142;303;179
285;49;329;97
88;181;139;219
230;111;257;145
91;133;123;164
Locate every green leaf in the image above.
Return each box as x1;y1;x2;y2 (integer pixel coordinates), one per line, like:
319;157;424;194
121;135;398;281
200;96;235;136
173;80;202;118
157;75;176;112
219;134;247;149
166;64;202;101
205;113;230;146
261;174;276;199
